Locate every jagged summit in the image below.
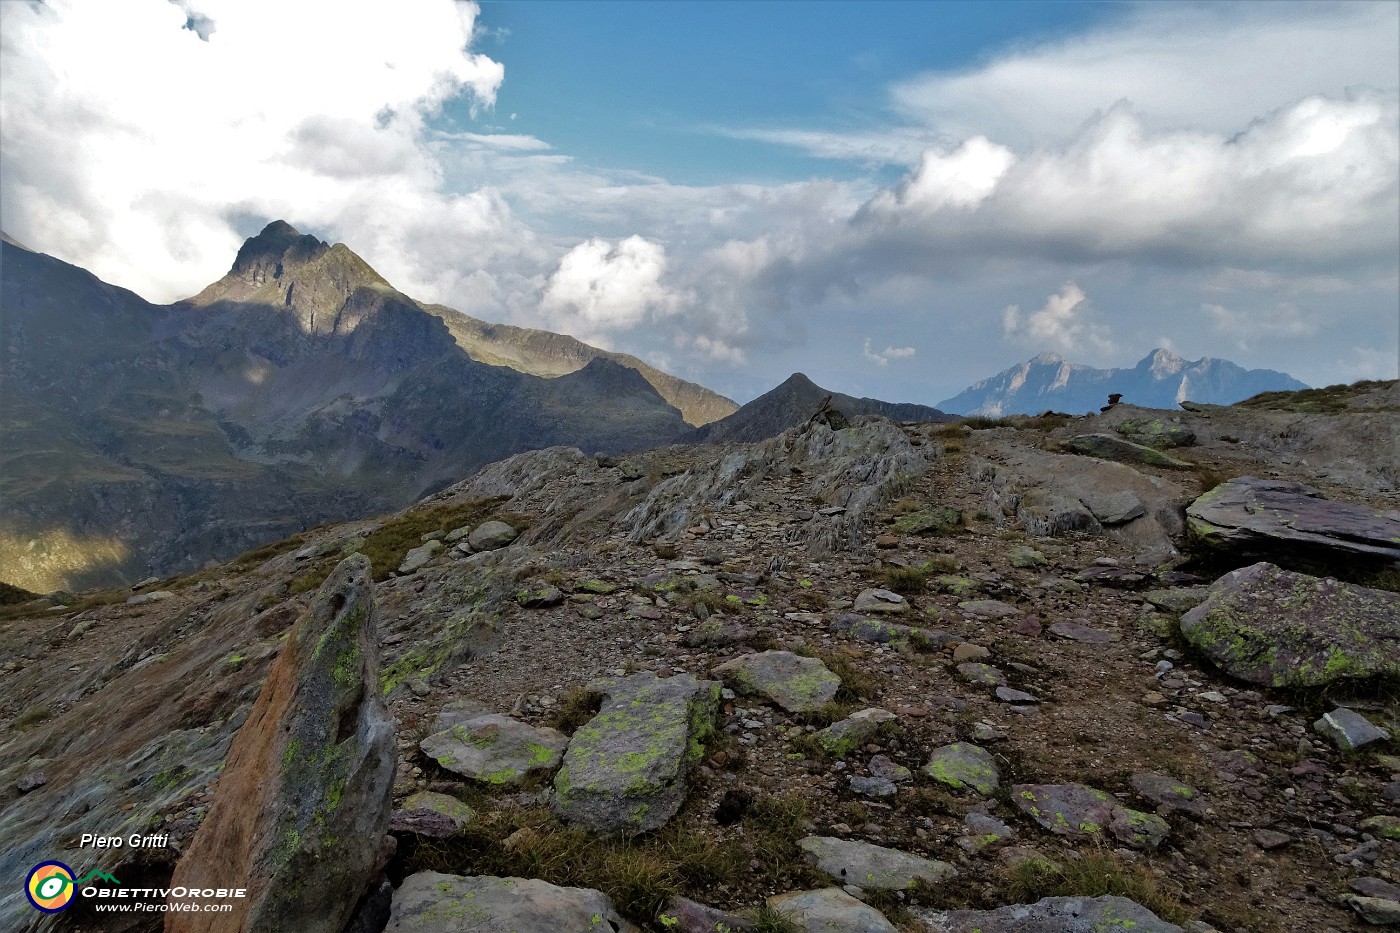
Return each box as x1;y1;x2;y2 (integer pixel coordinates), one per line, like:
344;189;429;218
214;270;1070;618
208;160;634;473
941;349;1307;416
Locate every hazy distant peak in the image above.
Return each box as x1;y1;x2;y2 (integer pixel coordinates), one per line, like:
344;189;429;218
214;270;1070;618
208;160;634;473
0;231;33;251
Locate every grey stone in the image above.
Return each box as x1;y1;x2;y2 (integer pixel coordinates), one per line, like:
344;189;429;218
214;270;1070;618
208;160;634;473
1009;546;1047;568
397;539;442;574
1011;783;1168;849
386;872;638;932
850;776;898;797
853;588;909;613
553;672;718;836
918;895;1185;932
798;836;957;890
830;614;916;644
868;754;912;783
659;895;755;932
995;687;1039;704
1346;895;1400;926
466;520;519;552
515;584;564;607
390;792;474;838
1144;588;1207;615
1352;878;1400;902
816;708;896;756
1063;433;1192;469
1047;621;1120;644
889;506;962;535
713;650;840;713
1252;830;1292;850
956;662;1007;687
958;599;1021;619
1130;772;1209;819
1314;708;1391;751
767;887;898;933
1115;418;1197;449
1187;476;1400;565
924;743;1000;795
125;590;173;605
958;812;1015;854
1180;562;1400;688
16;771;46;793
420;714;568;785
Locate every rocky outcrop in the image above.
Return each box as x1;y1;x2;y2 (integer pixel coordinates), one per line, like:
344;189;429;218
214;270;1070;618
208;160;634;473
1011;783;1169;850
167;554;395;933
1179;562;1400;687
1186;477;1400;568
386;872;639;932
1062;433;1192;469
917;895;1185;932
553;672;719;836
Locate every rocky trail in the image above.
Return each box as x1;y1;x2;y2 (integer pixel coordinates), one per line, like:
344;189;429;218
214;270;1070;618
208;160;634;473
1;381;1397;932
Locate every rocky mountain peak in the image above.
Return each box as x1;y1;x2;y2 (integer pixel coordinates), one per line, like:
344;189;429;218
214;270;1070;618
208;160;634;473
228;220;331;286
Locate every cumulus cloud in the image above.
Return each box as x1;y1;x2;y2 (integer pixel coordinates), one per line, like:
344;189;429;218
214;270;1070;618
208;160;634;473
1002;283;1113;356
0;0;507;301
862;339;916;366
539;236;683;339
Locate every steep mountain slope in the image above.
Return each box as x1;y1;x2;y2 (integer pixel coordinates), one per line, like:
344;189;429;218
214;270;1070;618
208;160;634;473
0;223;713;591
695;371;956;444
939;349;1308;416
420;307;737;426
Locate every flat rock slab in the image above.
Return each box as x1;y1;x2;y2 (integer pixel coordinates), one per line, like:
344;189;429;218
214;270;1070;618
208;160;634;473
816;708;896;756
386;872;639;932
956;662;1007;687
1187;476;1400;565
466;520;519;552
553;672;718;836
1079;489;1146;526
714;650;840;713
767;887;898;933
1130;772;1209;819
661;896;755;932
958;599;1021;619
917;895;1184;932
1179;561;1400;688
798;836;957;890
1115;418;1196;450
1012;783;1169;850
854;588;909;613
1047;622;1120;644
397;540;442;574
1064;433;1192;469
420;714;567;786
831;614;915;644
925;743;1000;795
1314;707;1391;751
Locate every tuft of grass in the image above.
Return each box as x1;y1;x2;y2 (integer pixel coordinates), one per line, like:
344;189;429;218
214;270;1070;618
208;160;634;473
14;705;53;730
880;564;931;595
1003;846;1189;923
961;416;1014;429
547;687;603;735
287;561;335;596
1361;568;1400;594
796;647;885;703
746;906;803;933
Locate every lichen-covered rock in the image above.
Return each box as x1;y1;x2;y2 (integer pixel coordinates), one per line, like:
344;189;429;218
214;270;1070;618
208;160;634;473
1077;488;1146;525
659;896;756;932
767;887;898;933
553;672;718;836
167;554;395;933
466;520;519;552
713;650;840;713
924;743;1000;795
955;662;1007;687
798;836;957;890
390;792;474;838
890;506;962;535
1012;783;1168;849
1008;545;1046;568
420;714;567;785
815;708;895;756
515;584;564;607
1186;476;1400;566
386;872;639;932
1131;772;1209;820
1063;433;1192;469
1179;562;1400;688
957;599;1021;619
917;895;1185;932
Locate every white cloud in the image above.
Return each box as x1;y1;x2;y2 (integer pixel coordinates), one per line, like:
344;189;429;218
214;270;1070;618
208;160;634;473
0;0;505;301
1201;301;1319;350
539;236;683;339
862;339;916;366
1003;283;1113;355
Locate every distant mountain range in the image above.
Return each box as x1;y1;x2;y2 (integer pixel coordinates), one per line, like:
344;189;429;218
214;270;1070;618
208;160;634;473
938;349;1308;416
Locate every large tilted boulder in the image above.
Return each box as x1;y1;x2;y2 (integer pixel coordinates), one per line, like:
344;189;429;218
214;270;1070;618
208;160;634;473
1062;434;1192;469
419;713;567;785
916;895;1184;932
1187;476;1400;568
713;650;840;713
167;555;395;933
386;872;639;932
767;888;898;932
553;672;719;836
1179;562;1400;687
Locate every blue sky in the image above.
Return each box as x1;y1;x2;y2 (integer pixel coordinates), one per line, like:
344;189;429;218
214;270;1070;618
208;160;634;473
2;0;1397;406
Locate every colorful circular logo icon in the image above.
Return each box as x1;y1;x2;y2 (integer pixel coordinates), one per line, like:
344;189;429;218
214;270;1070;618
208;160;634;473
26;861;76;913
